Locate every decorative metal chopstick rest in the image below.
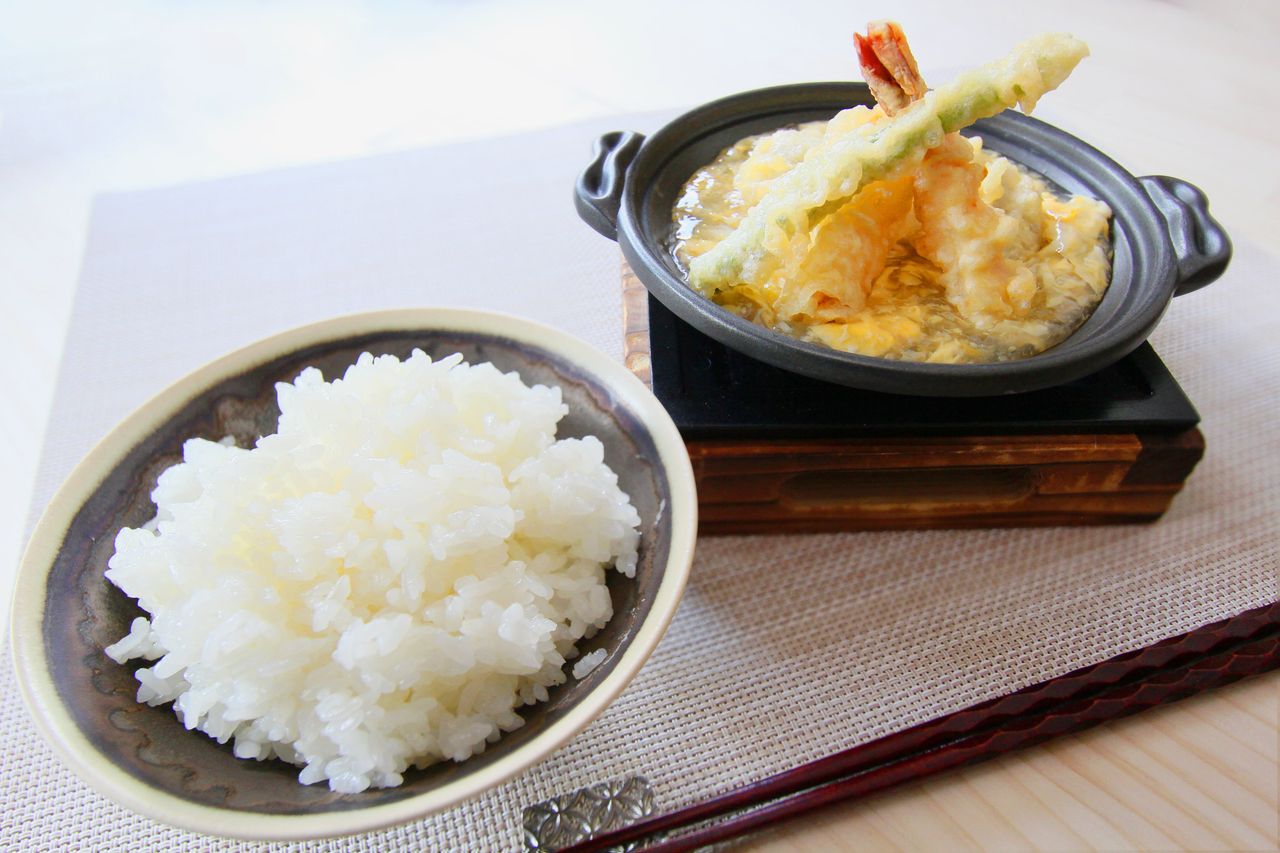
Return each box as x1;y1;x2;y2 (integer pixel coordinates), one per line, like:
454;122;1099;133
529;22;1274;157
524;776;657;852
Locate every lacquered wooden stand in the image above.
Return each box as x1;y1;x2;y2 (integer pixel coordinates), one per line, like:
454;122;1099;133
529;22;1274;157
622;260;1204;534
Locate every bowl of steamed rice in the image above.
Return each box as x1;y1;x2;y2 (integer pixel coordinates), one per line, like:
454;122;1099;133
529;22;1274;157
10;308;697;840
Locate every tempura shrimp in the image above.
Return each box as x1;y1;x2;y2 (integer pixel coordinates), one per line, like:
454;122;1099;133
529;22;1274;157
672;23;1112;364
912;135;1039;325
687;31;1089;296
778;175;916;323
855;23;1038;325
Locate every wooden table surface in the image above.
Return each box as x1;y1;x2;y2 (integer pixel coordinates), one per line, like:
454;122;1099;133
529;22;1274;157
755;674;1277;851
2;1;1276;849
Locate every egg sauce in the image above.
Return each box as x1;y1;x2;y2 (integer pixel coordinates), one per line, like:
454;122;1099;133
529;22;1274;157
672;120;1112;364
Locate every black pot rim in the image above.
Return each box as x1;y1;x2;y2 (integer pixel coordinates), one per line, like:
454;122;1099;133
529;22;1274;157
580;81;1230;397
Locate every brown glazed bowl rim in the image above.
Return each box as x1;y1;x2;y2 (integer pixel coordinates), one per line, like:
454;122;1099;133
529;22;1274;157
10;308;697;841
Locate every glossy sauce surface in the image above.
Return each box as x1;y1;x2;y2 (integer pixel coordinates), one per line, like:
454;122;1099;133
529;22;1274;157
672;117;1112;363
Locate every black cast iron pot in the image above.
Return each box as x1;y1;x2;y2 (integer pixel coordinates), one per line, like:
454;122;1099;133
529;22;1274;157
574;83;1231;397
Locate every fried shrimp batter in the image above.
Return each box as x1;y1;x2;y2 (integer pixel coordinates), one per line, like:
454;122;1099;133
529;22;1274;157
913;134;1039;327
671;23;1113;365
785;175;916;322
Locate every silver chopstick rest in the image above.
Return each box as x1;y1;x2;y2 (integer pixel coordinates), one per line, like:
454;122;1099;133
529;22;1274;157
523;775;656;851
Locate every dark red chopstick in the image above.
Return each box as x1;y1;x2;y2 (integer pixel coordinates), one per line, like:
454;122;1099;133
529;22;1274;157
562;602;1280;853
639;632;1280;853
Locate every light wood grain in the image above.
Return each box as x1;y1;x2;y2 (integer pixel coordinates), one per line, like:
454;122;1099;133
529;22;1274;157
621;258;653;386
749;673;1279;851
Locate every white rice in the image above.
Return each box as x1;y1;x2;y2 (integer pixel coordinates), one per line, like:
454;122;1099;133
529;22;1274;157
103;350;641;793
570;649;608;680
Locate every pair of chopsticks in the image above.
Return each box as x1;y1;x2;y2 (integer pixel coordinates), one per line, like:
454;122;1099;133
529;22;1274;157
562;602;1280;853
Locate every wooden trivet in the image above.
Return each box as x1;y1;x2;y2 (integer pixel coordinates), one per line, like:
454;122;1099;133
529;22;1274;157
621;259;1205;533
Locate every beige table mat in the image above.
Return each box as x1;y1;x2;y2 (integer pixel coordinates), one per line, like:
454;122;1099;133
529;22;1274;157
4;116;1277;852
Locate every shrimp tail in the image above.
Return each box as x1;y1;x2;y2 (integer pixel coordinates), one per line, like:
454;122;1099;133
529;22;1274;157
855;21;927;115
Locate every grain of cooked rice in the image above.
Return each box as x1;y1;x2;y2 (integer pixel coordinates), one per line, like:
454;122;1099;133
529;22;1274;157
571;649;608;680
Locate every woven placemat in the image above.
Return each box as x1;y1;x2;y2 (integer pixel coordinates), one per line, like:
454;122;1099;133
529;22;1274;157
4;116;1277;851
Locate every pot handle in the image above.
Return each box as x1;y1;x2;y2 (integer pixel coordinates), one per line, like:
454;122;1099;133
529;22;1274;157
575;131;645;241
1139;175;1232;296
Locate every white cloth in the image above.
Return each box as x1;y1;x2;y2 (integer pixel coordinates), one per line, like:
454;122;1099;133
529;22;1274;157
5;116;1277;851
